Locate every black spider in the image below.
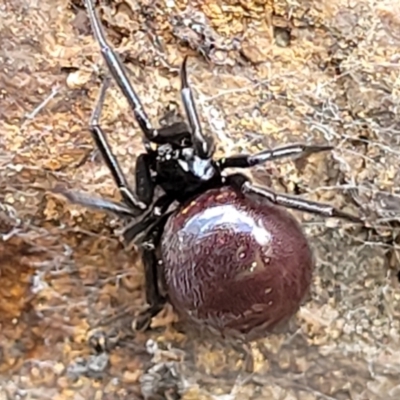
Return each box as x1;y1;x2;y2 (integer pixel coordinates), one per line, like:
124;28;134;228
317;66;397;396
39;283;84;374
60;0;361;333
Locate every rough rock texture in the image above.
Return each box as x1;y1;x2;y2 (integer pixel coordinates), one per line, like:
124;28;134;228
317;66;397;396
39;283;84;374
1;0;400;399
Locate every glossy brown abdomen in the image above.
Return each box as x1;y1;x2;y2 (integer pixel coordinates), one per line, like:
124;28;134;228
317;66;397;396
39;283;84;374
160;186;314;339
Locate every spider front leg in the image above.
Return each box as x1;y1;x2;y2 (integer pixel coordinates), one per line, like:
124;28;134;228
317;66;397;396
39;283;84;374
85;0;157;147
89;76;154;215
227;173;361;223
180;56;214;159
217;143;333;169
85;0;195;149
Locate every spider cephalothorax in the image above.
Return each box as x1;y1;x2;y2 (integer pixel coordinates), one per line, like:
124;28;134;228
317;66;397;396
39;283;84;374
60;0;361;337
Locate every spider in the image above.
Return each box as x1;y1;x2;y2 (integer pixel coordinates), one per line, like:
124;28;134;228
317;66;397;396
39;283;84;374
60;0;361;338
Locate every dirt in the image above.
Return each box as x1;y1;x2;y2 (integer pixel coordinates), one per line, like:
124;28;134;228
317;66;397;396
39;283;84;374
1;0;400;399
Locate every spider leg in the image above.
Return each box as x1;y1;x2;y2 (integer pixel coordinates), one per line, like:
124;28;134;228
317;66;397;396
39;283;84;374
135;153;155;206
89;76;151;213
180;56;214;159
217;143;333;169
122;195;175;244
84;0;156;145
134;212;173;331
53;188;139;218
226;173;361;222
120;63;192;146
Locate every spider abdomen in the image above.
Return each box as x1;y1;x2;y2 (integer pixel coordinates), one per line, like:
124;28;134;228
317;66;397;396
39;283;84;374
161;186;314;339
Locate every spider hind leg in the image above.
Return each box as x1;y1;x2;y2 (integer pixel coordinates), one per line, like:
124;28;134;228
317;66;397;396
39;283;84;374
133;213;172;331
227;173;361;223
